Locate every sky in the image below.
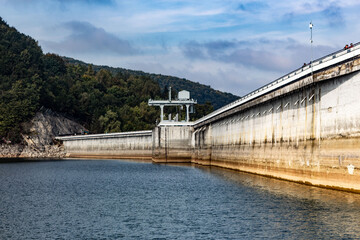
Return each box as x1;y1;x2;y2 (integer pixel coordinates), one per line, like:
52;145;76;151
1;0;360;96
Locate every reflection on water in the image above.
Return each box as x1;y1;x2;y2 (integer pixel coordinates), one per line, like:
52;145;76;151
204;165;360;205
200;166;360;239
0;159;359;239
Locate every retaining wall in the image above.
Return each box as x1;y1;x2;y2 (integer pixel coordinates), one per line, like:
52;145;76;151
57;131;153;160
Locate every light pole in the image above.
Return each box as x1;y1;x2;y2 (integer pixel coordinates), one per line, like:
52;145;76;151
309;21;313;79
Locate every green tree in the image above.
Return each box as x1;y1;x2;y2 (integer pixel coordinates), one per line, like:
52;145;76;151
99;110;121;133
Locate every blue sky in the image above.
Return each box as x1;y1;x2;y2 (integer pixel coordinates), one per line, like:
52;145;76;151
1;0;360;96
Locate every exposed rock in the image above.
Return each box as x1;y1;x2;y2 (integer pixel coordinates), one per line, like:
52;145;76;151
0;144;66;158
1;108;85;158
24;107;85;146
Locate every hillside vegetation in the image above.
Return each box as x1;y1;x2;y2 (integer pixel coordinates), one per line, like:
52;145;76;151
0;17;238;142
64;58;239;110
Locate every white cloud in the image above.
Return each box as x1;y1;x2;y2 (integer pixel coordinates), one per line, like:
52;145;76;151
41;21;137;55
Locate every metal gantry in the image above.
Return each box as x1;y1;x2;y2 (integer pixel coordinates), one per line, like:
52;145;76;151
148;88;197;122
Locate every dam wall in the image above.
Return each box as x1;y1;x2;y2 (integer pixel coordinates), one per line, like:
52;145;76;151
57;44;360;192
193;57;360;192
57;131;153;160
152;123;193;163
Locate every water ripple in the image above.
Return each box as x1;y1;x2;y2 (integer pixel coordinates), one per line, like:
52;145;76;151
0;159;360;239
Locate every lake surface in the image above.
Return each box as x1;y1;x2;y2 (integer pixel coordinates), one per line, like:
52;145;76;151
0;159;360;239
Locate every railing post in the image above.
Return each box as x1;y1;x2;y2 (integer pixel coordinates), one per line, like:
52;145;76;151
186;105;190;122
160;105;164;122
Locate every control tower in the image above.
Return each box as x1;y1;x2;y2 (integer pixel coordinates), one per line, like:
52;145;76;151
148;88;197;122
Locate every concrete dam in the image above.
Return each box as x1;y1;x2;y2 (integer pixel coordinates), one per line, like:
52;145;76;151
57;43;360;193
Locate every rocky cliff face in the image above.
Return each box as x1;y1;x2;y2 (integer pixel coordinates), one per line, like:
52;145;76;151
0;108;85;158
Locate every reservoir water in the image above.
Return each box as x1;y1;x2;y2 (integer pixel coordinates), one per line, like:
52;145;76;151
0;159;360;239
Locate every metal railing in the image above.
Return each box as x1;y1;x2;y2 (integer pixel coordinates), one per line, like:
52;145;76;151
55;130;153;141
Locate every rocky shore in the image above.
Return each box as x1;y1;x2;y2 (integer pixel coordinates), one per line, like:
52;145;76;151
0;144;65;158
0;108;85;159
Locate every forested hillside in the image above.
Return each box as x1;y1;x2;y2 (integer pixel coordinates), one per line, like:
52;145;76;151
63;57;239;109
0;17;237;142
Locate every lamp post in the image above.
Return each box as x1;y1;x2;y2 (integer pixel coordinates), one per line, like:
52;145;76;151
309;21;313;79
